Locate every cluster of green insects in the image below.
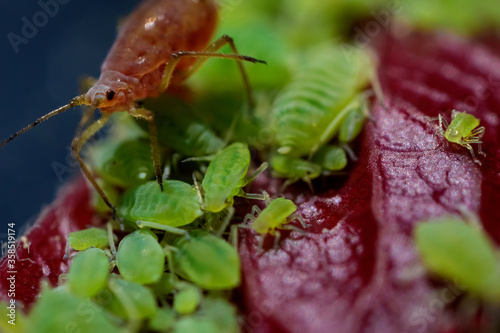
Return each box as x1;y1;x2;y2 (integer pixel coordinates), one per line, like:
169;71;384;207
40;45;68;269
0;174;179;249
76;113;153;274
4;0;493;331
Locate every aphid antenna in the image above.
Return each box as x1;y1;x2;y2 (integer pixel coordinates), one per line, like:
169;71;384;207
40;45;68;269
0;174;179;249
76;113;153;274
341;143;358;162
182;155;216;163
192;173;205;209
0;94;87;149
244;161;268;185
216;206;235;238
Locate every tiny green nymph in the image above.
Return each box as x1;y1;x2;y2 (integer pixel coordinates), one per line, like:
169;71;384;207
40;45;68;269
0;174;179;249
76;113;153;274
435;110;486;165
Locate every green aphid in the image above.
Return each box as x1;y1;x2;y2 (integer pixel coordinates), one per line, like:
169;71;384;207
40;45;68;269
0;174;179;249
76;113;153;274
174;230;241;290
115;229;165;284
118;180;203;235
311;145;348;172
173;283;202;315
270;154;322;187
233;195;307;248
435;110;486;165
199;298;239;333
148;306;176;332
68;248;110;298
92;138;158;187
27;286;121;333
202;142;266;213
68;227;110;251
270;46;374;157
105;276;158;320
415;217;500;301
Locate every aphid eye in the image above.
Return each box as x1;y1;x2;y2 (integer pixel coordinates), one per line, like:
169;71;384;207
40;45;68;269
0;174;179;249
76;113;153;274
106;90;116;101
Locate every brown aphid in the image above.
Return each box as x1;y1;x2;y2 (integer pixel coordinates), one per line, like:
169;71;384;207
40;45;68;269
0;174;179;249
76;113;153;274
0;0;265;215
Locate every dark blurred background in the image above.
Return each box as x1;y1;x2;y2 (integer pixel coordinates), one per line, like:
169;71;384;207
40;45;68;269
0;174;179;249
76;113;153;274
0;0;139;233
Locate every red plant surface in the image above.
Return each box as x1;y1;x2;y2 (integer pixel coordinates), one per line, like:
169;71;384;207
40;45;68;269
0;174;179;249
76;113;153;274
1;32;499;332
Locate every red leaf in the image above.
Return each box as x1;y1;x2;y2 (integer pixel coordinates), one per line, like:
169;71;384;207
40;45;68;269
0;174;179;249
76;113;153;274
0;178;99;309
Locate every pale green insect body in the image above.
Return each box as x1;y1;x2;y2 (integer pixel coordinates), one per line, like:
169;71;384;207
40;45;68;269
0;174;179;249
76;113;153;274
437;110;485;165
119;180;203;228
115;229;165;284
270;46;373;157
252;197;297;235
444;112;481;143
202;142;251;213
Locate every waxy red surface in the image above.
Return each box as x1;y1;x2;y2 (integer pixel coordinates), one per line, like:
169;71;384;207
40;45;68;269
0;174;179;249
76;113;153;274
1;32;499;332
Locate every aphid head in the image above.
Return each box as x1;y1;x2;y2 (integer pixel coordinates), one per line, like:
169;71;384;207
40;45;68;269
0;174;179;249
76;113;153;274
444;127;461;143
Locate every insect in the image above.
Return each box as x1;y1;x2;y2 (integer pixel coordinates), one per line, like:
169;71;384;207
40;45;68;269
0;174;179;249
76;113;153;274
173;282;202;315
106;276;158;320
0;0;265;215
28;286;122;333
67;247;110;298
232;193;307;249
268;46;375;187
173;230;241;290
415;216;500;301
270;46;374;157
434;110;486;165
115;229;165;285
118;180;203;236
201;142;266;213
197;142;267;234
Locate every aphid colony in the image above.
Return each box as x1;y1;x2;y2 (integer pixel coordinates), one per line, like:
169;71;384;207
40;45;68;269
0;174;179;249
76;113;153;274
0;40;379;333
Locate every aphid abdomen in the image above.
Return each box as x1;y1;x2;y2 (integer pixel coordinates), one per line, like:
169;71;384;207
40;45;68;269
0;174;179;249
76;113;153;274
119;181;202;227
202;143;251;212
253;198;297;234
271;47;372;156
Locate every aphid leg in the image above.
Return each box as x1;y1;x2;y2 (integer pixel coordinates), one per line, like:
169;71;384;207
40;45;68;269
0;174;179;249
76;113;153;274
438;114;449;131
243;206;261;224
176;35;265;111
273;230;281;249
240;192;267;201
471;126;486;156
310;98;360;158
244;162;269;185
282;224;308;236
192;173;205;209
71;113;117;216
163;245;177;278
290;213;310;229
76;106;97;137
341;143;358;161
106;222;117;256
129;107;163;191
216;206;235;237
136;220;190;239
462;143;481;165
477;142;486;157
229;224;252;248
